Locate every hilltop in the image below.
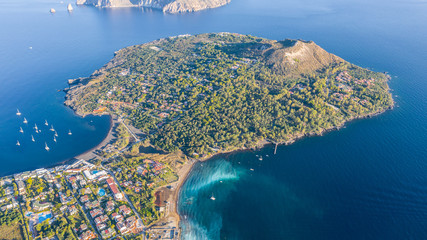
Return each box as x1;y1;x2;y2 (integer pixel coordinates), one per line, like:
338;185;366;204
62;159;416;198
76;0;231;13
65;33;393;158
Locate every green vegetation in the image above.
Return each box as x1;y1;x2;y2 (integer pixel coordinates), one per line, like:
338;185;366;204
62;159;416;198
25;177;49;198
66;33;393;157
100;123;131;158
0;209;25;240
109;155;177;225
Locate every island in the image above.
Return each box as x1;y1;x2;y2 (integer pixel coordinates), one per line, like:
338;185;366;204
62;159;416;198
0;33;393;240
76;0;231;13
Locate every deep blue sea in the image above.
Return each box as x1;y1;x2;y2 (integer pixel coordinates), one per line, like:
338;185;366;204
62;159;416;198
1;0;426;238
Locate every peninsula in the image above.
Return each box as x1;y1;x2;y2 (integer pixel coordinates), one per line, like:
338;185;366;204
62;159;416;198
0;33;393;240
76;0;231;13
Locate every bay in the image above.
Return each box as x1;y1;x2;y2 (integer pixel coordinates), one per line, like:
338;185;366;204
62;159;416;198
0;0;426;238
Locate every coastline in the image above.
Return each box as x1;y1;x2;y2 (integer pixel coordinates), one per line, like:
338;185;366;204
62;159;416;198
170;104;394;234
73;114;116;161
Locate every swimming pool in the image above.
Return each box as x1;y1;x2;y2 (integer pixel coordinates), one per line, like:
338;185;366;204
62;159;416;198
98;188;106;197
38;213;52;223
92;170;99;174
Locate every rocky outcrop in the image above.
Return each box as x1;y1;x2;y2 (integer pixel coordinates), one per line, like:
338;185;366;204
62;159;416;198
162;0;231;13
76;0;230;13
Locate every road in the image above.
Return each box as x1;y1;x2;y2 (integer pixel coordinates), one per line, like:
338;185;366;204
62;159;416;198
119;117;140;142
65;181;102;240
100;165;146;240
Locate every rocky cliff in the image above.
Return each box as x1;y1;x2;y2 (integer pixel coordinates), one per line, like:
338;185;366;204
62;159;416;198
76;0;230;13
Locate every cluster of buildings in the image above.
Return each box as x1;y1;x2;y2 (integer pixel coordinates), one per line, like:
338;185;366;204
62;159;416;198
336;71;375;87
1;156;179;239
64;163;144;238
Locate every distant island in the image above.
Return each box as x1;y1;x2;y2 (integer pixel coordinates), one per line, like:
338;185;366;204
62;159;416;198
76;0;231;13
0;33;393;240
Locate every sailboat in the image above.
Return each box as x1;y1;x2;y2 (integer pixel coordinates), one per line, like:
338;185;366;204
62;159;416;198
210;193;216;201
50;125;55;131
19;127;24;133
45;120;48;126
53;136;57;143
16;109;21;116
16;140;20;146
23;118;28;124
45;142;50;151
68;130;72;135
34;123;38;131
67;3;73;11
31;135;35;142
54;131;58;137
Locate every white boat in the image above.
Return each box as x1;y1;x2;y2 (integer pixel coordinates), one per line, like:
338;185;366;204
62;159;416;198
50;8;56;13
53;136;57;142
19;127;24;133
23;118;28;124
31;135;35;142
250;168;254;171
45;142;50;151
16;140;20;146
16;109;21;116
68;130;72;135
67;3;73;11
50;125;55;131
45;120;48;126
34;123;38;130
258;156;263;161
54;131;58;137
210;193;216;201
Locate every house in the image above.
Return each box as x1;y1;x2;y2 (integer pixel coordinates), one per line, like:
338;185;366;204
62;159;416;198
83;170;107;181
78;230;96;240
16;180;26;195
100;228;116;239
117;221;128;234
94;215;108;225
5;186;14;195
59;192;70;204
90;208;103;218
85;200;100;210
119;205;132;215
106;201;115;212
60;205;67;213
106;178;123;201
80;224;88;232
69;205;78;215
96;223;107;231
32;201;52;212
111;213;124;223
80;195;89;203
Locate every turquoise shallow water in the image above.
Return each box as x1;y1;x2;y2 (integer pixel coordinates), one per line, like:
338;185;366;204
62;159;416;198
0;0;426;238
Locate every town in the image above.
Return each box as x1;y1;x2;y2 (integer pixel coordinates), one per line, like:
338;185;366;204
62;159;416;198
0;157;180;240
